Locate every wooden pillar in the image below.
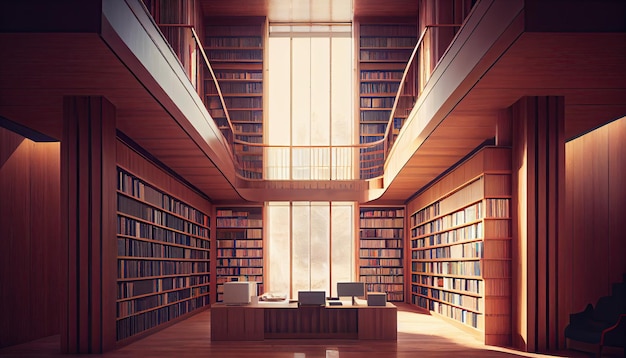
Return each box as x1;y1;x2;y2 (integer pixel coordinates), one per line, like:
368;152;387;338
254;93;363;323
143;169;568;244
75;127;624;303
61;96;117;353
510;96;565;352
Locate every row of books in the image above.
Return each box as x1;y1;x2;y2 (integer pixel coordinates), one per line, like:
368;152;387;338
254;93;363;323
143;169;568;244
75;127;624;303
413;296;483;329
359;218;404;228
118;259;209;279
412;261;481;277
486;198;511;217
411;222;483;244
360;82;401;94
207;82;263;94
217;239;262;248
216;228;262;239
360;97;395;108
360;110;392;122
410;202;441;225
412;274;483;295
217;248;263;258
216;209;260;219
361;275;404;284
233;123;263;134
117;217;210;249
359;152;384;162
117;238;209;260
360;123;388;134
229;110;263;122
411;242;483;260
213;71;263;80
360;239;403;249
217;218;263;227
204;36;262;47
118;195;209;237
223;97;262;108
359;258;402;267
430;289;482;312
117;277;209;300
117;288;195;318
363;283;404;293
360;248;402;258
360;50;412;61
116;296;210;341
361;70;404;80
216;275;263;285
360;37;416;47
216;258;263;267
118;170;208;226
206;49;263;61
360;267;404;275
216;267;263;276
411;202;482;232
360;228;404;238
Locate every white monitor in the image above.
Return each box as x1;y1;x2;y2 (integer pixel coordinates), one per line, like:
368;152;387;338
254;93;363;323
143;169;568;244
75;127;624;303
337;282;366;305
223;281;257;305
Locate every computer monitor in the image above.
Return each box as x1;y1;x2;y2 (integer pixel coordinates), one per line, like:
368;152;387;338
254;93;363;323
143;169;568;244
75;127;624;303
297;291;326;306
336;282;366;305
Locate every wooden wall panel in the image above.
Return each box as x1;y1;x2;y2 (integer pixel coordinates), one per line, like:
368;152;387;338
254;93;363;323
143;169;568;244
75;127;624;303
0;127;61;348
61;96;117;353
510;96;564;352
565;115;626;313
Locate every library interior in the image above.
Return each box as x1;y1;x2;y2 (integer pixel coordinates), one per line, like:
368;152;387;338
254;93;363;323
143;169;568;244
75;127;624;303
1;0;625;357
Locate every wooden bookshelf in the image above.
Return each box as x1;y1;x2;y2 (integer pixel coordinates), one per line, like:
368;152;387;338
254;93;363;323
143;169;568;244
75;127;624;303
204;18;265;179
358;206;405;302
215;206;264;302
357;21;417;179
115;168;211;342
408;146;512;345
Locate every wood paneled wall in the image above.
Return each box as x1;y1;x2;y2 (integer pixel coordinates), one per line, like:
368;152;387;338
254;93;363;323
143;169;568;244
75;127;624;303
511;96;565;352
0;127;61;348
563;115;626;330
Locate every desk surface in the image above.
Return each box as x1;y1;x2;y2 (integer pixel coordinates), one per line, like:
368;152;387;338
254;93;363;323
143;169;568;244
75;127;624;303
213;298;396;309
211;298;397;341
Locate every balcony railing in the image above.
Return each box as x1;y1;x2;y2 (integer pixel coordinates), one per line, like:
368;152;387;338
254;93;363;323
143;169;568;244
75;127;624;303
157;22;463;182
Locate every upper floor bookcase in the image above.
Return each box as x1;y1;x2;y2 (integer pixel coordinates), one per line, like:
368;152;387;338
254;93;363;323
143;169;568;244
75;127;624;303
358;206;405;302
204;17;266;179
408;146;512;345
357;20;417;179
116;167;210;342
215;206;264;302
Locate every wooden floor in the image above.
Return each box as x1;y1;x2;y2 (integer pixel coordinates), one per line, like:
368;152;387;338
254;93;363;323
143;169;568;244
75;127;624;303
0;304;621;357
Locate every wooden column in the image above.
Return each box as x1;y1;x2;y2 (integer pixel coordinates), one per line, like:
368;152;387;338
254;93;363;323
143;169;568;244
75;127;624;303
510;96;565;352
61;96;117;353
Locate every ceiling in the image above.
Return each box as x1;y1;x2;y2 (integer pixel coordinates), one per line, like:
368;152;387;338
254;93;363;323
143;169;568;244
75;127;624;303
1;1;624;207
199;0;418;22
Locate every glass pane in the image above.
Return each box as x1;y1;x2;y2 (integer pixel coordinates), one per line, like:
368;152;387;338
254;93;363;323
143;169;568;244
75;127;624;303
268;37;291;146
331;203;354;297
310;37;330;146
268;203;291;296
292;37;311;147
291;202;310;297
310;203;330;294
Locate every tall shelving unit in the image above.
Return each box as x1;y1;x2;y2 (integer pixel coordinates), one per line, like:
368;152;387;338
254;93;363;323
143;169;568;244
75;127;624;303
357;20;417;179
116;167;211;342
358;206;405;302
204;17;265;179
408;147;511;345
215;206;264;302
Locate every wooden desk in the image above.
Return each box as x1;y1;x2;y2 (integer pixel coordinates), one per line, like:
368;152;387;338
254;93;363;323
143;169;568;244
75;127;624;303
210;301;397;341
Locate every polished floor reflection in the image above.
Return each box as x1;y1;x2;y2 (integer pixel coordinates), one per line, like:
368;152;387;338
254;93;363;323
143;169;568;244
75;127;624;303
1;304;621;357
